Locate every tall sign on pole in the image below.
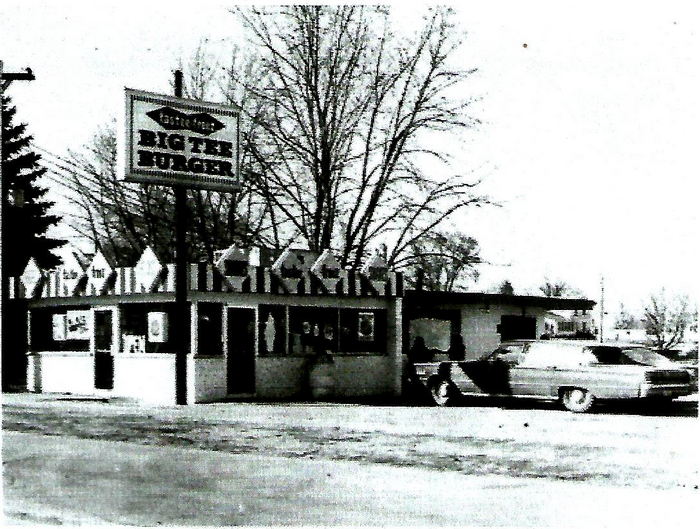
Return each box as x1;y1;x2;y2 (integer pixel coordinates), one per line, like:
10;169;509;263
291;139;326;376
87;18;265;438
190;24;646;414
123;87;241;192
122;75;240;404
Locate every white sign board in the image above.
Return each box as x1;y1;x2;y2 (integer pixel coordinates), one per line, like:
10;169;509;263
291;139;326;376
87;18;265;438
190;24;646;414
123;88;241;192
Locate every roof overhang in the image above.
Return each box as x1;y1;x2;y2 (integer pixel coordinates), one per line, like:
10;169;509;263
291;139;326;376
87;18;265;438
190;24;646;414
404;290;596;311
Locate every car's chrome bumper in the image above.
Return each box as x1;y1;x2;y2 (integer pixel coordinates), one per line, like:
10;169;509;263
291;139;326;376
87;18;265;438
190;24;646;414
639;383;694;398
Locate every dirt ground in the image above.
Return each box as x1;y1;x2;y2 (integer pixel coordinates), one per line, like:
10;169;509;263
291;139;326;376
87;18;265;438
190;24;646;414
2;393;699;525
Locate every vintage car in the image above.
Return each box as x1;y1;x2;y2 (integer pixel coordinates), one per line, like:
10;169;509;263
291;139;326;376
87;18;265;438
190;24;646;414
620;346;698;392
412;340;695;412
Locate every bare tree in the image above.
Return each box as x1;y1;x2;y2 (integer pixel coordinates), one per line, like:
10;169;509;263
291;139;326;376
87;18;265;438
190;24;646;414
614;303;638;330
498;280;515;295
539;279;571;298
404;231;481;291
643;290;695;352
230;5;485;267
46;6;489;271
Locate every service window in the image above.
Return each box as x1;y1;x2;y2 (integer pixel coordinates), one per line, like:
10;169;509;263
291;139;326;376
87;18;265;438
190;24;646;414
338;309;387;353
288;306;338;356
197;302;223;356
409;318;451;352
30;306;90;352
121;303;178;353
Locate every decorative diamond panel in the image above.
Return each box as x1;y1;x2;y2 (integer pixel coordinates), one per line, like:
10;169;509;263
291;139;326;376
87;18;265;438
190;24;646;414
311;249;341;292
87;250;114;294
361;253;389;295
272;248;311;292
215;245;250;291
134;247;164;293
21;258;43;297
58;251;87;296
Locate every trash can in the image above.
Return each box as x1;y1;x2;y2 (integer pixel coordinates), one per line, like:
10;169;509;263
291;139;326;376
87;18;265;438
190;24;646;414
308;355;335;400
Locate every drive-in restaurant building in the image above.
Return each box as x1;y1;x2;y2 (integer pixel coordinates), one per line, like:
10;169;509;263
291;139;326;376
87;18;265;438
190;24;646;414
7;245;594;405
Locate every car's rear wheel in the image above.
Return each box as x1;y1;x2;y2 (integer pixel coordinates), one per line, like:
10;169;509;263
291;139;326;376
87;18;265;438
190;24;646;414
430;378;457;407
561;387;594;413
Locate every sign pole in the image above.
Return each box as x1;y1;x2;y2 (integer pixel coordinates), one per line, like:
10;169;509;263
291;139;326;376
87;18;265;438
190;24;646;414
173;70;189;405
123;75;240;404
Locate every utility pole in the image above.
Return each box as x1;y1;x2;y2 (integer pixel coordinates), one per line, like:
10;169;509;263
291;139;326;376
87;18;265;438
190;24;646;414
600;275;605;342
0;60;35;253
173;70;189;405
0;61;35;373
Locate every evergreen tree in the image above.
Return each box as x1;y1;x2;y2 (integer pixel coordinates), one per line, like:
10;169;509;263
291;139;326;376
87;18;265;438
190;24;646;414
2;95;64;276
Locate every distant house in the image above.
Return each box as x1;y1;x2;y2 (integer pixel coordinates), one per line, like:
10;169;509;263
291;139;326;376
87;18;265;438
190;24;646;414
543;309;595;338
610;327;648;343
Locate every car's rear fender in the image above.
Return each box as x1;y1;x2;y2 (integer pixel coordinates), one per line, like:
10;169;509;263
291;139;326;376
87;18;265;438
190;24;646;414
549;368;642;399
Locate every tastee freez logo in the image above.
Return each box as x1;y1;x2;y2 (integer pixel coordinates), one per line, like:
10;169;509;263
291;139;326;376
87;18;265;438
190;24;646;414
146;107;225;135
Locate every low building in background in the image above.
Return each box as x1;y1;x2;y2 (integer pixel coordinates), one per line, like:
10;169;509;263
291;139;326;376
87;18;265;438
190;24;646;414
405;291;595;361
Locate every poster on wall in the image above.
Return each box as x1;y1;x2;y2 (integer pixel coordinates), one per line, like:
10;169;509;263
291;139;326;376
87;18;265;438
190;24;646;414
66;310;91;340
147;312;168;343
52;314;67;341
123;335;146;354
357;312;375;342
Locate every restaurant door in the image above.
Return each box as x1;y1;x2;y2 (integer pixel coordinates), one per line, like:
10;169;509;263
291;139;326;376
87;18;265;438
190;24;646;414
226;307;256;394
92;307;117;390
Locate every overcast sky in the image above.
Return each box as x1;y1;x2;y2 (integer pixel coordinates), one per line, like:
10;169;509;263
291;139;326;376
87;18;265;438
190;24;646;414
2;0;698;316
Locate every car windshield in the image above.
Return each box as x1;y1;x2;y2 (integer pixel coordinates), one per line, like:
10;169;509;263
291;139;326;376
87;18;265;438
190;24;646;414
621;348;675;367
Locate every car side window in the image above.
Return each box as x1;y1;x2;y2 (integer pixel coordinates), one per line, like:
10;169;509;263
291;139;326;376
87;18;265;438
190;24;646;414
521;342;583;368
580;348;599;365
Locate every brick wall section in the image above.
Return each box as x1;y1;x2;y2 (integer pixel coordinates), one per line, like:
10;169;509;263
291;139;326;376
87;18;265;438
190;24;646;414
256;357;308;398
333;356;395;396
191;357;227;403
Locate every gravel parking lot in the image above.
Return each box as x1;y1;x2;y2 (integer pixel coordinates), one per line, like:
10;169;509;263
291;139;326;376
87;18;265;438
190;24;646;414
2;393;699;525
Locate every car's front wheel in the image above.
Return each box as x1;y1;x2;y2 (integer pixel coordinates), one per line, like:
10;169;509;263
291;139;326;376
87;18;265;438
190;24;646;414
561;387;594;413
430;378;457;407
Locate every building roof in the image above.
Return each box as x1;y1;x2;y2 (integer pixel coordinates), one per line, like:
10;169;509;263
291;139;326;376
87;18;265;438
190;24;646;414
405;290;596;311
